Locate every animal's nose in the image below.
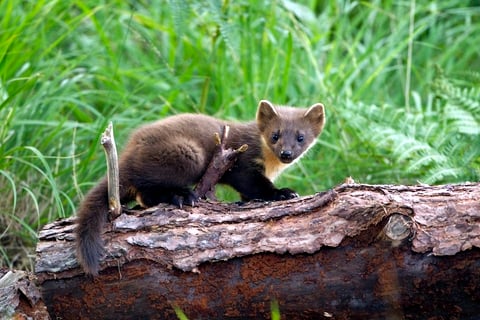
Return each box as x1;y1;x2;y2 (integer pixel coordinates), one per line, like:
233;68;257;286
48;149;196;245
280;150;293;160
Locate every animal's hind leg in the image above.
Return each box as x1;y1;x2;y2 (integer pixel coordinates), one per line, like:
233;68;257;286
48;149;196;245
136;186;198;208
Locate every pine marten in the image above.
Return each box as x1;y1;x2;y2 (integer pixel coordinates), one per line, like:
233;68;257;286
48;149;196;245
75;100;326;275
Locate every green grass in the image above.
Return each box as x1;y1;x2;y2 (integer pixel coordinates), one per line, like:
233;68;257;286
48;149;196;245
0;0;479;270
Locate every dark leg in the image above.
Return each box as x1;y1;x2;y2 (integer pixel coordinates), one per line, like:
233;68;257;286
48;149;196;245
137;186;199;208
224;169;298;201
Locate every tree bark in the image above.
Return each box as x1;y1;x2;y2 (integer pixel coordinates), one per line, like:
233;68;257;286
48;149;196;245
0;269;50;319
35;182;480;319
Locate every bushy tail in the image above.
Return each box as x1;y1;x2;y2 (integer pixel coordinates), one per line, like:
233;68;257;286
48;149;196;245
75;177;109;276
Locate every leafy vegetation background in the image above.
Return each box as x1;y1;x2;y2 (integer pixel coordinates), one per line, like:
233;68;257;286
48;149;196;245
1;0;479;270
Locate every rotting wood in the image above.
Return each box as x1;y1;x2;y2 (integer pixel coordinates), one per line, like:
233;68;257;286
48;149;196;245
35;182;480;319
0;269;50;319
101;121;121;220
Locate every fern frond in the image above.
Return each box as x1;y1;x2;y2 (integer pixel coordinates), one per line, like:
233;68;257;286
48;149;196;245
424;167;464;185
168;0;191;38
408;153;448;173
444;105;480;135
206;0;239;60
339;79;480;184
458;70;480;85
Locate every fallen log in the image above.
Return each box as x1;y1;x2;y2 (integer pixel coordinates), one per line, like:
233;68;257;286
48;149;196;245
35;182;480;319
36;184;480;319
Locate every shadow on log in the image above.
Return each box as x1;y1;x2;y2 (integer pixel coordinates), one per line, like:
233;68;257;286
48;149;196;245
35;183;480;319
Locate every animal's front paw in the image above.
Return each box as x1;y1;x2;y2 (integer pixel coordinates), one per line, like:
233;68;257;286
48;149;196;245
274;188;299;201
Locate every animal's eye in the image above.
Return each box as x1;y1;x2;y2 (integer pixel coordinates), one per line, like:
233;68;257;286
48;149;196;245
297;134;305;143
271;132;280;143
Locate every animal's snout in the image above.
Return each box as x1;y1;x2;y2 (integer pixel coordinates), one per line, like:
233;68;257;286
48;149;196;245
280;150;293;162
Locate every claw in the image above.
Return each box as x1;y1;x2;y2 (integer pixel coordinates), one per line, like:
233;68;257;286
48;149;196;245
275;188;298;201
171;194;184;208
170;189;199;208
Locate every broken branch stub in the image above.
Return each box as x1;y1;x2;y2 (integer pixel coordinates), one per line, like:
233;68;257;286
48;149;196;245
194;125;248;200
101;122;121;219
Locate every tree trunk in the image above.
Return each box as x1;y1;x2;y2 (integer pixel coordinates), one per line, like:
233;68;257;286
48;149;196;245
35;182;480;319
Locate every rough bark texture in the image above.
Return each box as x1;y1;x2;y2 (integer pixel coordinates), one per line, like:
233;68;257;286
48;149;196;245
0;269;50;319
35;182;480;319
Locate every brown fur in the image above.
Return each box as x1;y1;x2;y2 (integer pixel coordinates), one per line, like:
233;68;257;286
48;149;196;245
75;100;325;275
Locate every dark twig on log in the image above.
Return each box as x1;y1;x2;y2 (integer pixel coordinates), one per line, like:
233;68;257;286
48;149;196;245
194;125;248;200
35;182;480;319
101;122;121;219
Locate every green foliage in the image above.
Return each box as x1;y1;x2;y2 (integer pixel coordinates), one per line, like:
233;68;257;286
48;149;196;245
172;300;282;319
0;0;479;270
173;305;189;320
335;82;480;185
271;299;281;320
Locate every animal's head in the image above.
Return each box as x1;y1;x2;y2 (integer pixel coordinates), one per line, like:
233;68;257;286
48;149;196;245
256;100;325;164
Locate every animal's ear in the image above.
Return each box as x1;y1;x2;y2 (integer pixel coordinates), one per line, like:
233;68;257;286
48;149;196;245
256;100;279;132
303;103;326;135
